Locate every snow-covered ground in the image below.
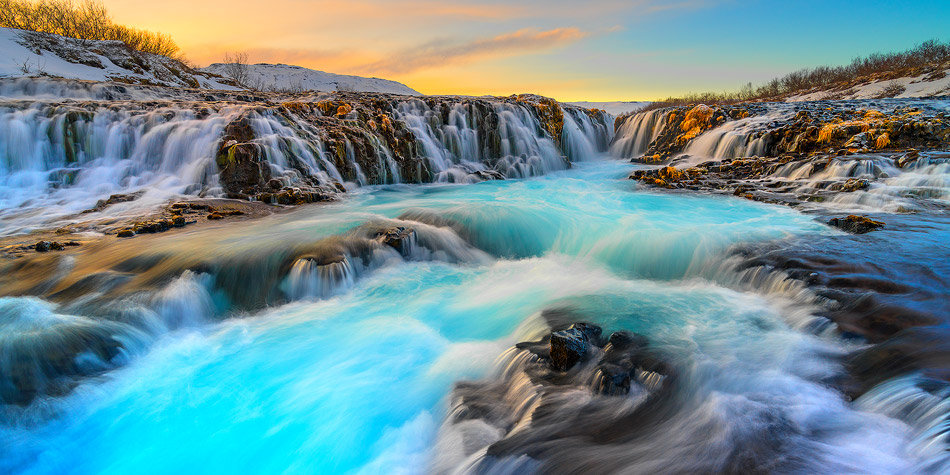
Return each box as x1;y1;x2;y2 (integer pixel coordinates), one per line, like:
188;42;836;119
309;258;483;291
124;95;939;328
787;67;950;101
0;27;235;90
566;101;650;116
201;63;421;95
0;27;419;97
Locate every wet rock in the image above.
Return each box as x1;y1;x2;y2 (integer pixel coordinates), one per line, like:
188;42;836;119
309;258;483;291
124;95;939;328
606;330;649;352
828;215;885;234
83;192;142;213
375;226;416;254
49;241;65;251
550;323;602;371
117;228;135;238
216;141;271;194
596;363;632;395
896;150;920;168
34;241;51;252
838;178;870;192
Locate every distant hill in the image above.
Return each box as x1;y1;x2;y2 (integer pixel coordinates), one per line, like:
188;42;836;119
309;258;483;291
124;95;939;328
201;63;421;95
0;27;234;90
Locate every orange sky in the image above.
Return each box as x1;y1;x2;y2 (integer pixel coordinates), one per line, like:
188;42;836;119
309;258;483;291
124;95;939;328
99;0;950;101
98;0;684;100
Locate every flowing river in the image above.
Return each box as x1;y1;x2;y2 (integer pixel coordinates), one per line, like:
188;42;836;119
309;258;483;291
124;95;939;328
2;157;939;474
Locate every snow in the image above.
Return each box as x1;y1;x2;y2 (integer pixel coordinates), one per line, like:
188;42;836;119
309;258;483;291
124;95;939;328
0;27;237;94
787;67;950;102
566;101;650;116
200;63;421;95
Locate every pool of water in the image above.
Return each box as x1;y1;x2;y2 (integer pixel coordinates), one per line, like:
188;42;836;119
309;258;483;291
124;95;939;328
0;159;932;474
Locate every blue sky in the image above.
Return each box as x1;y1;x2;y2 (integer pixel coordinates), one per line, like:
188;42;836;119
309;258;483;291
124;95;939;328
104;0;950;100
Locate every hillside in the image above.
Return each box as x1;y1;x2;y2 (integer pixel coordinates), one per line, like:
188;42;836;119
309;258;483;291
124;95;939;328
0;27;420;96
0;27;235;90
201;63;421;95
786;66;950;101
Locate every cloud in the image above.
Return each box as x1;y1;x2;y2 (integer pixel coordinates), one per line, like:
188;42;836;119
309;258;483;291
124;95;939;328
356;27;589;74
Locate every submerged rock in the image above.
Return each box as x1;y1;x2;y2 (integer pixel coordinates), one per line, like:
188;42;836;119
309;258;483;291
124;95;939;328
828;215;885;234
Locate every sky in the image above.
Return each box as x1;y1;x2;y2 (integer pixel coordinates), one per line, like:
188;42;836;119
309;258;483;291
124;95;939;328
101;0;950;101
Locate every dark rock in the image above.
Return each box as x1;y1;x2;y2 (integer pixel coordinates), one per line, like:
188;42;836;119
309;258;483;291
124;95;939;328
606;331;649;352
549;323;602;371
117;228;135;238
828;215;885;234
172;216;186;227
49;241;65;251
34;241;51;252
207;212;225;220
596;363;632;395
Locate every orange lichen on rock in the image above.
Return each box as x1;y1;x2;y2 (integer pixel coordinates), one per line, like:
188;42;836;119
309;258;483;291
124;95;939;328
876;133;890;148
680;104;714;140
280;102;310;114
336;104;353;117
657;166;685;182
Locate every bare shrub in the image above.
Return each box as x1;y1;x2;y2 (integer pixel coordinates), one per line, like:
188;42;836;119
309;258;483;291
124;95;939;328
222;51;250;86
875;83;907;98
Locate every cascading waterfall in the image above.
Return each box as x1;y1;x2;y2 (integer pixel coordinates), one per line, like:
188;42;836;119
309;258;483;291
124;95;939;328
678;113;780;163
0;93;611;233
394;99;608;183
609;108;670;158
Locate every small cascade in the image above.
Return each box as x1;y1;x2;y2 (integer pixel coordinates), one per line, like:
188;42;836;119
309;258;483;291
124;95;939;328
764;153;950;212
151;271;217;330
855;375;950;472
282;256;357;300
679;114;776;163
609;109;670;158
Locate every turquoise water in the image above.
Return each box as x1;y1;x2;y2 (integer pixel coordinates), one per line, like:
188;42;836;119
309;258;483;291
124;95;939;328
0;160;916;473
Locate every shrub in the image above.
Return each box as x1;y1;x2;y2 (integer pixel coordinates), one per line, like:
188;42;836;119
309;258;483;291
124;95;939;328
643;39;950;111
0;0;180;57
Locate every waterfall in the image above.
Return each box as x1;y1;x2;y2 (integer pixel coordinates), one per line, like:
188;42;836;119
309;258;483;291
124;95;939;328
394;99;608;183
609;109;670;158
679;114;776;163
0;87;612;234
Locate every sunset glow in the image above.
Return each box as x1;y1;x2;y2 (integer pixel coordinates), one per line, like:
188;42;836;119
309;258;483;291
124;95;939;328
100;0;950;100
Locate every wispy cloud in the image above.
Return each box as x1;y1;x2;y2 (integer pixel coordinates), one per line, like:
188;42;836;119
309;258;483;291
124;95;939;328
356;27;589;74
